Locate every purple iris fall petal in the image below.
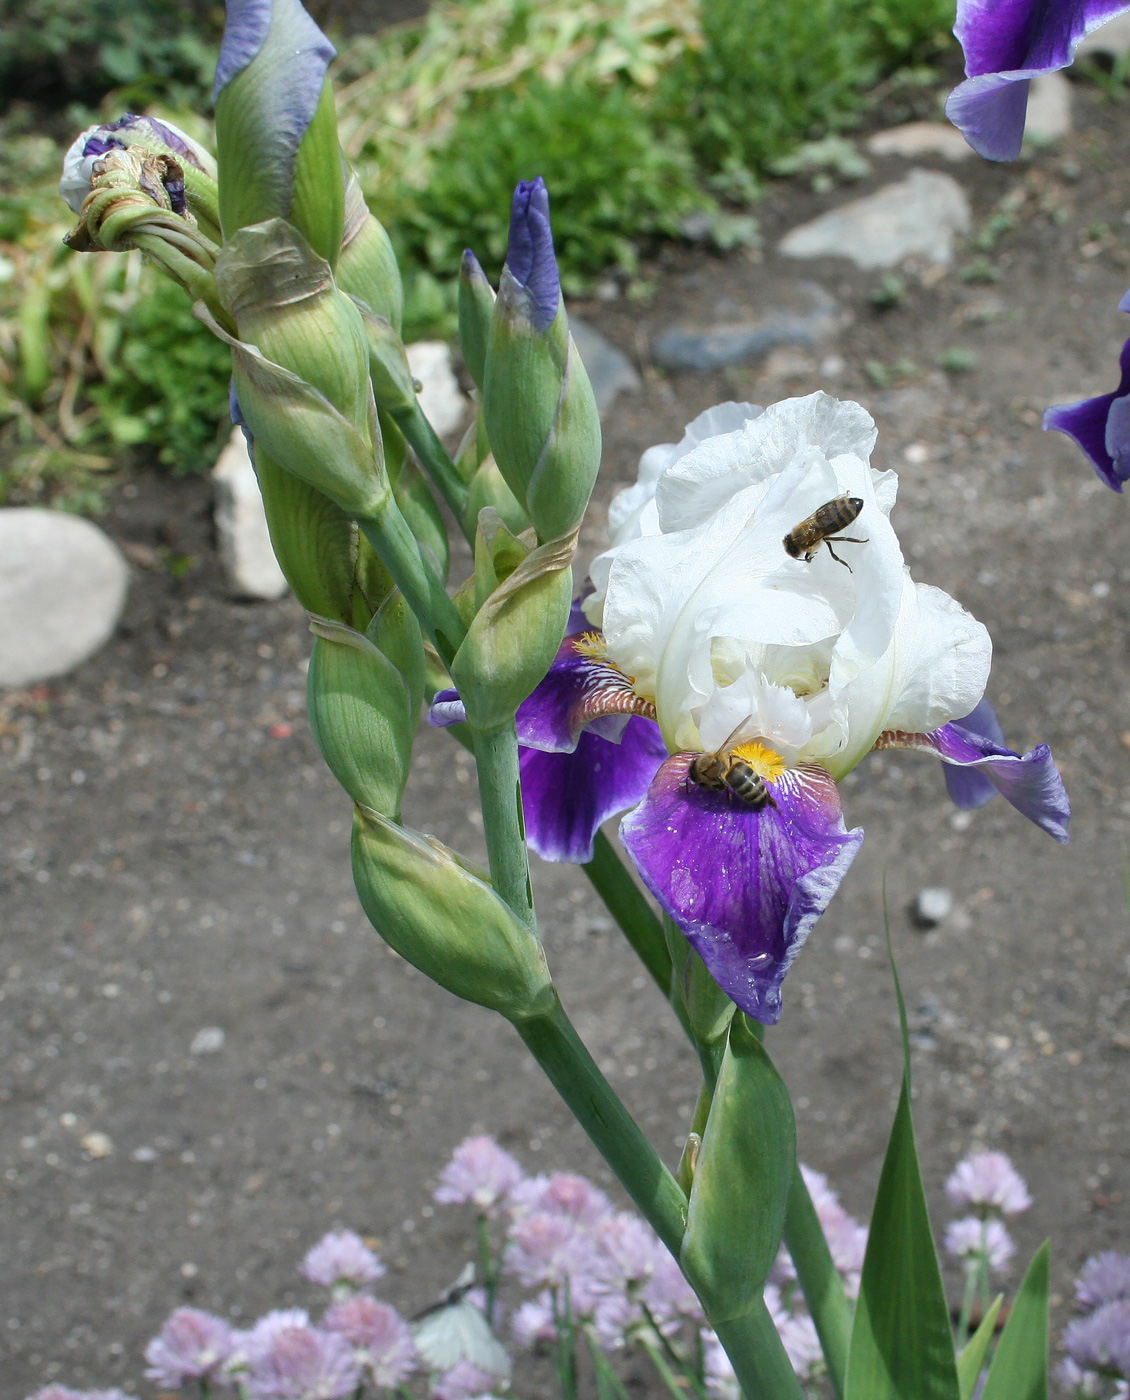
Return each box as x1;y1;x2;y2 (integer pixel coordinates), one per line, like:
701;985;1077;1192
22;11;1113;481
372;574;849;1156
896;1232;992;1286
428;688;467;727
1044;333;1130;491
520;718;668;863
945;0;1130;159
939;696;1004;809
506;178;561;333
512;636;654;752
620;757;864;1024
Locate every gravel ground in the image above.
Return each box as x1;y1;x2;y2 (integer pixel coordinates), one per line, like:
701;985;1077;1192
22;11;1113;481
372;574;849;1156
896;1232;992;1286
4;79;1130;1399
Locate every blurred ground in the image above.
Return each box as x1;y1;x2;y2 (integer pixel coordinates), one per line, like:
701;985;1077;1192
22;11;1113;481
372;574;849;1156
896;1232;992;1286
4;84;1130;1398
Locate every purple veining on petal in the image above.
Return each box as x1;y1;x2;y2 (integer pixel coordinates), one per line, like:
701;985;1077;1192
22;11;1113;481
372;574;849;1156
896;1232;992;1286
506;178;560;333
938;696;1005;810
621;757;863;1024
520;717;667;864
1044;333;1130;491
945;0;1130;160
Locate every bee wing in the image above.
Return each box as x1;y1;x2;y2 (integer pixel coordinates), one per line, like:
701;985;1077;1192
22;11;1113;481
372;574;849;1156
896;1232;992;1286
411;1301;512;1377
717;714;757;753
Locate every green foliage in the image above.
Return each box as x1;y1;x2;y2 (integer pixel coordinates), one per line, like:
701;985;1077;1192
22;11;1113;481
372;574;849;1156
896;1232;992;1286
979;1243;1050;1400
862;0;957;64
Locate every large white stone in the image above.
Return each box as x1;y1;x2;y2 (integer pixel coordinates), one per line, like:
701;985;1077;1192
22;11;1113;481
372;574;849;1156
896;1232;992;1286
1024;71;1073;144
779;168;972;270
866;122;973;162
212;428;289;601
0;508;129;687
406;340;469;437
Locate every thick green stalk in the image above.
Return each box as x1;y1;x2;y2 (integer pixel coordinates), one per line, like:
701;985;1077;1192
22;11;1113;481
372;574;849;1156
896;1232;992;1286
390;402;469;526
583;831;672;996
357;504;464;666
713;1301;810;1400
783;1162;852;1397
513;996;688;1255
473;720;536;931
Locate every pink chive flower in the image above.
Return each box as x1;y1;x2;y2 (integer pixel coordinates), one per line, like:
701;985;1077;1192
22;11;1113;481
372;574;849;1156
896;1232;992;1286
300;1230;384;1292
800;1165;868;1281
245;1320;361;1400
504;1210;610;1304
641;1250;703;1331
323;1296;416;1387
592;1212;661;1290
945;1152;1032;1217
511;1292;558;1349
431;1359;506;1400
1056;1357;1103;1396
1076;1252;1130;1310
28;1391;137;1400
1063;1301;1130;1378
510;1173;612;1225
944;1217;1015;1275
144;1307;237;1387
703;1329;739;1400
434;1137;525;1216
777;1311;823;1380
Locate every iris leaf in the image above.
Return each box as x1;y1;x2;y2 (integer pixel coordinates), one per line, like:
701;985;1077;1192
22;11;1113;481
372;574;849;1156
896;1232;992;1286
979;1242;1050;1400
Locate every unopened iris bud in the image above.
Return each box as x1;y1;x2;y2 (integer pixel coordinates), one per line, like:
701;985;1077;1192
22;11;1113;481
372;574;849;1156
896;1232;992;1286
458;249;495;393
352;304;417;414
680;1015;795;1321
213;0;344;265
352;806;555;1020
337;174;403;332
461;454;528;540
60;115;219;238
483;178;601;543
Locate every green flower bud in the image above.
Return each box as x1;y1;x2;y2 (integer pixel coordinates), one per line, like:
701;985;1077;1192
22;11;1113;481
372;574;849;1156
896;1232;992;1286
352;806;555;1020
338;174;403;333
307;616;416;818
680;1015;795;1322
352;298;417;414
462;454;528;540
458;249;495;393
449;511;574;731
213;0;344;264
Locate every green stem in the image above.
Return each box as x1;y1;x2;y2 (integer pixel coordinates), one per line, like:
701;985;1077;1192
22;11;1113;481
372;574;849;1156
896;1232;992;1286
513;996;688;1255
956;1265;978;1350
783;1161;852;1398
390;402;469;526
642;1336;700;1400
641;1303;709;1400
589;1332;635;1400
583;831;672;996
473;720;536;931
477;1213;497;1323
357;505;465;666
712;1301;810;1400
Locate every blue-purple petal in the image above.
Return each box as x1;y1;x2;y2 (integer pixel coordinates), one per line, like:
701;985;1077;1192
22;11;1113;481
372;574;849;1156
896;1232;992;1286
505;178;560;333
939;697;1003;810
945;0;1130;160
214;0;273;97
520;718;667;864
621;757;863;1024
1044;333;1130;491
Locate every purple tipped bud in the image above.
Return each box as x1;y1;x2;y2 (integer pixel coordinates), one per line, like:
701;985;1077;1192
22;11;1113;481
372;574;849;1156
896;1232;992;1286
505;178;560;333
60;115;213;216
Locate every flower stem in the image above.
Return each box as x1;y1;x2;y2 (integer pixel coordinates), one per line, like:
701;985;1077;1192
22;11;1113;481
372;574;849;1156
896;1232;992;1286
712;1300;809;1400
389;402;469;526
477;1213;497;1323
356;506;465;666
956;1265;978;1350
589;1332;635;1400
512;996;688;1255
782;1161;852;1398
473;720;536;931
642;1336;701;1400
582;831;672;996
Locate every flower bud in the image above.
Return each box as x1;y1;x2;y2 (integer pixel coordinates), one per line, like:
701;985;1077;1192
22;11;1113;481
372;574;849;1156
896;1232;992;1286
337;174;404;332
483;179;601;543
461;454;528;540
351;806;555;1020
458;249;495;392
448;511;574;731
307;616;417;817
352;300;417;414
213;0;344;264
680;1014;795;1321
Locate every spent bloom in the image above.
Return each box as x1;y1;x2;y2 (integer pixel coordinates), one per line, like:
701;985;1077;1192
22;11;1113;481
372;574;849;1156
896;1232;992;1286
300;1229;384;1292
434;1136;525;1215
244;1319;361;1400
945;1151;1032;1217
433;393;1068;1022
1077;1253;1130;1310
323;1296;416;1387
944;1217;1016;1275
144;1307;237;1387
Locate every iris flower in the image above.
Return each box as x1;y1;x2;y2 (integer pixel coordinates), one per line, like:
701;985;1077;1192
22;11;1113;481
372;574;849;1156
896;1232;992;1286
433;395;1068;1023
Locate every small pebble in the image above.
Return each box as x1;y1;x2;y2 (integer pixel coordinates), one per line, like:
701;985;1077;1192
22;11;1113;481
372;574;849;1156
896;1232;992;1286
131;1145;158;1163
190;1026;225;1055
80;1131;113;1159
913;887;953;927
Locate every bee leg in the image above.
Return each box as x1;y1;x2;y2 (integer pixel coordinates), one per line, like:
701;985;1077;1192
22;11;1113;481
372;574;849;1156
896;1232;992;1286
825;541;853;572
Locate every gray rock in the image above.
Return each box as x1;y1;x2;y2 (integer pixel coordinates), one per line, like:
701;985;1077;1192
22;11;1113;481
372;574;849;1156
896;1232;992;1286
1077;11;1130;58
913;887;953;927
778;168;972;270
866;122;973;162
569;318;641;413
212;429;289;602
190;1027;225;1055
0;508;129;688
1024;71;1072;144
652;282;839;371
405;340;469;437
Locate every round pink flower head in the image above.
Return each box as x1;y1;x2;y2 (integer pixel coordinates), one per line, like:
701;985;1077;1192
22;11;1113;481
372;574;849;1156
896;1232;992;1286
945;1151;1032;1217
301;1230;384;1293
323;1296;417;1388
431;1359;506;1400
434;1136;524;1215
642;1250;704;1332
144;1306;237;1387
944;1217;1015;1275
1076;1252;1130;1310
245;1320;361;1400
510;1172;612;1225
592;1211;661;1290
28;1390;137;1400
510;1292;557;1350
777;1311;823;1381
505;1210;612;1313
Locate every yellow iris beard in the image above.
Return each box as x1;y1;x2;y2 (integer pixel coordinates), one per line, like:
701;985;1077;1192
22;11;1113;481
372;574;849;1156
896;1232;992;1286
730;740;788;783
573;631;609;661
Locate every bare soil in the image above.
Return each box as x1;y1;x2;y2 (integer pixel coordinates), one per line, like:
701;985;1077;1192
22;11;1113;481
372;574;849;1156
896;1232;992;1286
4;79;1130;1398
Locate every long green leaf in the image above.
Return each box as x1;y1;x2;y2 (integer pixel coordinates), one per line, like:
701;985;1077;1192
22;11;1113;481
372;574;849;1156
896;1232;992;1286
844;909;960;1400
980;1242;1050;1400
957;1295;1002;1399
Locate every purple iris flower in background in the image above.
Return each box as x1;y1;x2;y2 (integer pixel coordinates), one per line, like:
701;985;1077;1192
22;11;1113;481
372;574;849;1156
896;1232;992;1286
945;0;1130;160
1044;298;1130;491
